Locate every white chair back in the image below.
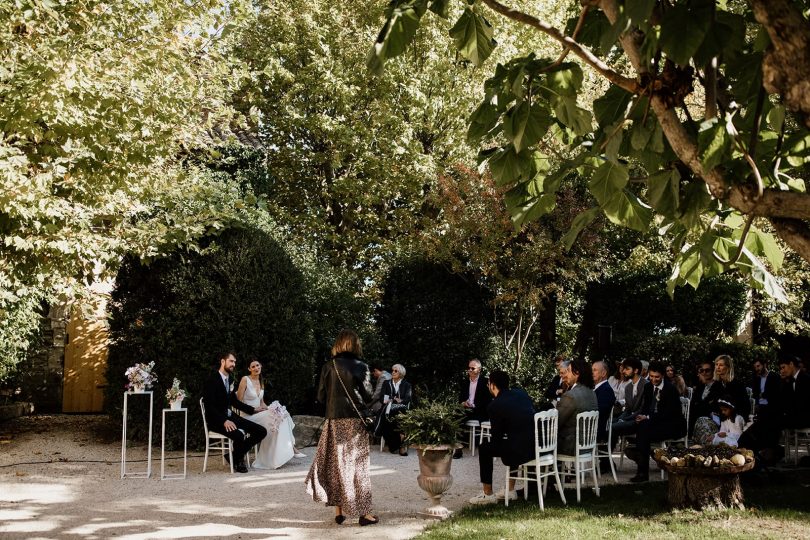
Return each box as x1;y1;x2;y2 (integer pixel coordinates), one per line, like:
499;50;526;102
576;411;599;454
200;397;209;432
679;396;690;419
535;409;559;457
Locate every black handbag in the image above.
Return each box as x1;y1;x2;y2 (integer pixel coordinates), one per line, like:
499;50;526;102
333;360;376;432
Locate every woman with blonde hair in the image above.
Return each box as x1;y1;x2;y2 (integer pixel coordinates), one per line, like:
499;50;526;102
693;354;750;445
305;329;378;526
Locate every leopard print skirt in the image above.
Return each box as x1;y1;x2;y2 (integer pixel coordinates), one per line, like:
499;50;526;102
305;417;372;517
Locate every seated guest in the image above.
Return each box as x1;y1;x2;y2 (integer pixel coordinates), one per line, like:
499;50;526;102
202;351;267;473
665;364;688;397
712;397;744;447
454;358;491;459
543;354;567;402
592;361;616;443
611;358;652;447
608;358;629;401
693;354;750;445
469;370;535;504
627;361;687;482
779;356;810;429
688;360;721;436
378;363;412;456
641;360;650;380
750;357;780;418
557;359;598;455
367;363;391;414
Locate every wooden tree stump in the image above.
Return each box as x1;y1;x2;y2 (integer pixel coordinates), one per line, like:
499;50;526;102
658;461;755;510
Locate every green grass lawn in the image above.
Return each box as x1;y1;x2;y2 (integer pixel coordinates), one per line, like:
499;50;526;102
417;469;810;539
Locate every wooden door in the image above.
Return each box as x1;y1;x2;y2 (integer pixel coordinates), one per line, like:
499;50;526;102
62;305;109;412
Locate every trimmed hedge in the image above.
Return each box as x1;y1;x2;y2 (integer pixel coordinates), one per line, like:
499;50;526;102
105;227;315;447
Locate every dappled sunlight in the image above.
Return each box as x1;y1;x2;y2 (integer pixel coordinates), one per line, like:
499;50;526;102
116;523;301;539
65;519;152;535
0;518;61;533
117;498;258;518
0;482;76;503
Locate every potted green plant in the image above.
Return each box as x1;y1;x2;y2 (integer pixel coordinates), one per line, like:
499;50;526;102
397;400;465;518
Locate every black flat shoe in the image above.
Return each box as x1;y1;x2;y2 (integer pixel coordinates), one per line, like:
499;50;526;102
399;448;408;456
629;474;649;483
334;515;345;525
453;449;463;459
359;515;379;526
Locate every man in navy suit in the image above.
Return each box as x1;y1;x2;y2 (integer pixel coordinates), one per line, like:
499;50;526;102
750;358;781;418
201;351;267;473
592;361;616;443
469;370;535;504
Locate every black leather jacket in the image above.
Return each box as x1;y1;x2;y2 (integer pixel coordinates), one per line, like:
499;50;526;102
317;352;374;419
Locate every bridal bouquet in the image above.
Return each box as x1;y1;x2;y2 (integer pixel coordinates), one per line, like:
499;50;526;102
125;361;157;391
165;378;186;403
265;401;289;433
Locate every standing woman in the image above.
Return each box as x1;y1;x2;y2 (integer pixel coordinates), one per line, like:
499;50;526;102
305;329;378;526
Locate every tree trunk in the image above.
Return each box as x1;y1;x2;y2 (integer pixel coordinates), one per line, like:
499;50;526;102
667;472;746;510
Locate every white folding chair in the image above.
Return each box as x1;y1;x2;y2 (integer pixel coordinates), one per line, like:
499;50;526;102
686;386;693;400
595;407;618;483
506;409;566;510
200;398;234;473
557;411;600;503
465;420;480;456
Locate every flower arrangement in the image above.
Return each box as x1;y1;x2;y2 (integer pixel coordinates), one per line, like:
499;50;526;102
265;401;290;433
165;377;186;404
125;361;157;391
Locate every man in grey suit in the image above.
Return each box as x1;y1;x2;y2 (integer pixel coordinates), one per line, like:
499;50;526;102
610;358;652;447
368;363;391;413
557;359;598;455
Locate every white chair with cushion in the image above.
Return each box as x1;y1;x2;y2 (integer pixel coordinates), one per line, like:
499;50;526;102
557;411;600;503
200;397;234;473
506;409;566;510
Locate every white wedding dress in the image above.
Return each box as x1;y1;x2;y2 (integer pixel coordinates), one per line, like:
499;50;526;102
241;379;296;469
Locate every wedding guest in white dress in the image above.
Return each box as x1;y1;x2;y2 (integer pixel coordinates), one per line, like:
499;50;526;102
237;358;306;469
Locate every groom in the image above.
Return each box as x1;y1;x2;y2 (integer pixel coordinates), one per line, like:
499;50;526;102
202;351;267;473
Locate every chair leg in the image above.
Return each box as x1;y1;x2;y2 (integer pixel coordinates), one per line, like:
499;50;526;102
590;457;600;497
470;425;477;457
537;466;544;511
619;437;625;470
554;465;567;505
608;450;618;483
796;431;800;466
380;436;385;452
203;440;209;472
228;440;234;474
575;461;581;503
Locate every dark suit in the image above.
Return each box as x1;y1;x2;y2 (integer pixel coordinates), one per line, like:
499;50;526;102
716;378;751;422
202;370;267;464
634;381;686;477
782;371;810;429
594;381;616;442
557;384;598;455
750;371;781;408
459;375;492;422
478;388;535;484
544;374;563;402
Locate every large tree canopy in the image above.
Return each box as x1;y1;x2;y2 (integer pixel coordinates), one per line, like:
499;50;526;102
369;0;810;300
0;1;258;377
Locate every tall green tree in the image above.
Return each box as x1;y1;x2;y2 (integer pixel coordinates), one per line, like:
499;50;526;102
0;1;256;377
369;0;810;300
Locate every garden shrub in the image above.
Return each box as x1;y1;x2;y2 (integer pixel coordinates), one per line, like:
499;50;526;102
106;227;315;447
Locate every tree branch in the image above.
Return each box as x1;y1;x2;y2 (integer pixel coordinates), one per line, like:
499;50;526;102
771;218;810;263
480;0;639;94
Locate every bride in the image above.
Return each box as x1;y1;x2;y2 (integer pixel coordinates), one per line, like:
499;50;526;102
236;357;305;469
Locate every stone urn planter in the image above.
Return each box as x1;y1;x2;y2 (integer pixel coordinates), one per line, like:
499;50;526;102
413;443;463;518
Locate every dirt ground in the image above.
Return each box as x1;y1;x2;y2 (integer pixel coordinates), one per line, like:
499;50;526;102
0;414;632;539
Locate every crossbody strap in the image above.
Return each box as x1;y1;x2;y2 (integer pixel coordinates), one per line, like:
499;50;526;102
333;359;367;422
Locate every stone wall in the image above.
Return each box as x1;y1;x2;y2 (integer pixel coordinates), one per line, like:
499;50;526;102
18;304;67;413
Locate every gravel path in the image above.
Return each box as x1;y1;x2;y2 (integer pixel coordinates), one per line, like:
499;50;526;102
0;414;637;539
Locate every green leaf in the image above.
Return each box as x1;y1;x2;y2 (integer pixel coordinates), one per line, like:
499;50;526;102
589;161;628;206
739;247;788;303
593;85;632;127
767;105;785;133
507;192;557;228
503;101;553;152
544;63;583;98
647;169;680;217
744;228;784;272
568;11;612;55
679;181;713;230
562;207;600;251
603;122;623;164
487;146;531;186
428;0;450;18
698;118;731;171
630;120;653;150
659;0;713;65
467;101;500;145
367;1;427;75
449;8;496;66
602;189;652;232
624;0;656;25
693;11;745;66
555;97;592;136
